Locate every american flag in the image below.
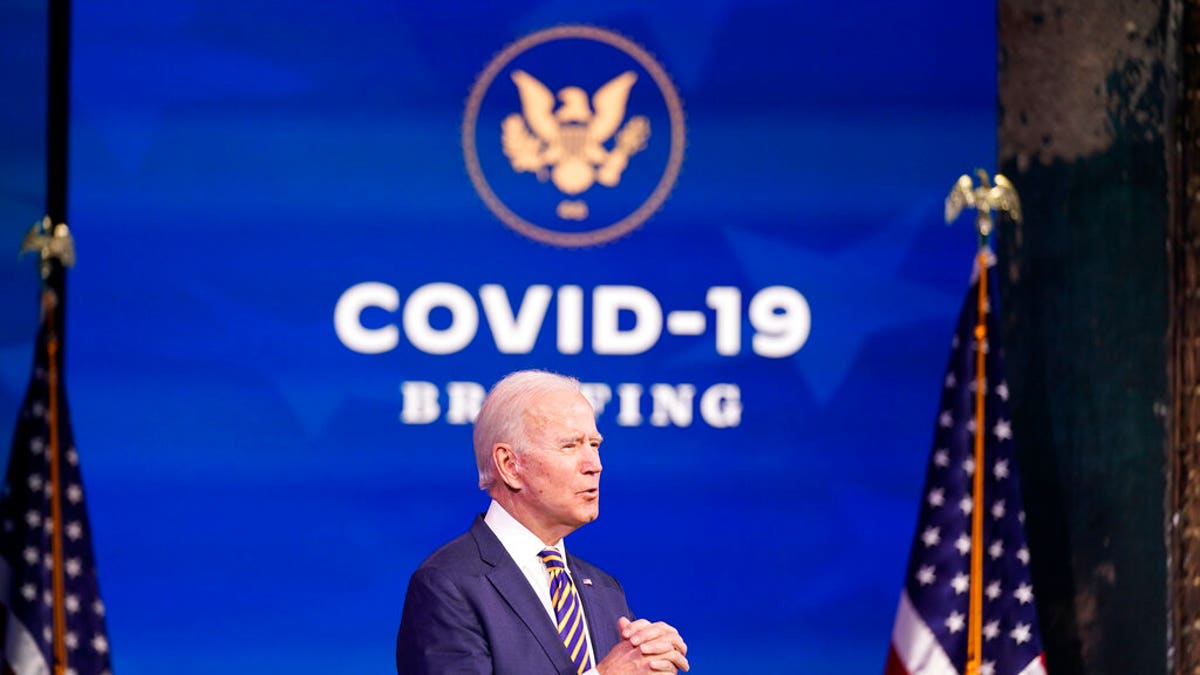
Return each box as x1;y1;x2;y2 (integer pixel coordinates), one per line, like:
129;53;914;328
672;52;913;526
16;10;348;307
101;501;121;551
885;255;1046;675
0;289;112;675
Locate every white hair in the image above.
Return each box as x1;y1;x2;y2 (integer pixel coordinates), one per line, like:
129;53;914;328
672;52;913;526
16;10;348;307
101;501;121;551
473;370;581;490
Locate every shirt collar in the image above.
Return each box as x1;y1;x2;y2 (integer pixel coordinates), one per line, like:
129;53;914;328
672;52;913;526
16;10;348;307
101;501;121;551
484;499;569;566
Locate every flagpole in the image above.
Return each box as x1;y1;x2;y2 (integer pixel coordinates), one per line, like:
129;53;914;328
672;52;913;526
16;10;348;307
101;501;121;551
45;0;73;672
965;245;988;675
10;7;109;666
944;170;1022;675
46;299;67;675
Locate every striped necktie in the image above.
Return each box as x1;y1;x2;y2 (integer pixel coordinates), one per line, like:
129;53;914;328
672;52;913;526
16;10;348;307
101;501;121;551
539;548;594;674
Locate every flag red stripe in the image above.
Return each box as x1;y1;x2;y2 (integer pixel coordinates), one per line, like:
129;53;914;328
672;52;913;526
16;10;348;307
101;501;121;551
885;643;911;675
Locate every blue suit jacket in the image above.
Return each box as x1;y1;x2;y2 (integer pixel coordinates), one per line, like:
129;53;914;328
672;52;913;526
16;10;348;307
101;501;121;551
396;516;633;674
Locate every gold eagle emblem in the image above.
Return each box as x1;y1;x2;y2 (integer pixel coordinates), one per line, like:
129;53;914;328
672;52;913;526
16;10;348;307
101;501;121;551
501;70;650;197
945;170;1022;236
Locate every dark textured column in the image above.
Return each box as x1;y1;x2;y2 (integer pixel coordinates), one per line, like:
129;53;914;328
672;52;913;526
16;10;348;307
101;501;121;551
997;2;1171;673
1172;2;1200;674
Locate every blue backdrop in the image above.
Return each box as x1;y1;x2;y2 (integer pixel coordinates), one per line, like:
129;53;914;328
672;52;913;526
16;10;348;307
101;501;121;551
1;2;996;672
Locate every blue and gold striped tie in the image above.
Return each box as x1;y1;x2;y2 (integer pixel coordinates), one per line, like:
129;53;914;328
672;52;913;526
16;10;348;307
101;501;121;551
539;548;594;674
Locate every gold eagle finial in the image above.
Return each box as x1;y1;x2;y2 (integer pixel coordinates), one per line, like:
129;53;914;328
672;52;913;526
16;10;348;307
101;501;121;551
945;169;1022;240
20;216;76;279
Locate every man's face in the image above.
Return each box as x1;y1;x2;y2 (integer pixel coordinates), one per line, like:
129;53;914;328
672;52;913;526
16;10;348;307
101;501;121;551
510;390;603;543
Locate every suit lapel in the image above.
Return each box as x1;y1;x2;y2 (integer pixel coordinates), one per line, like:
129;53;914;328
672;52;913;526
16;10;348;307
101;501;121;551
470;517;576;673
570;554;624;659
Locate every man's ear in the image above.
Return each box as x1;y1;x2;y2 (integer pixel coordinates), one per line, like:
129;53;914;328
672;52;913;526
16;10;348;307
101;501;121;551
493;443;522;491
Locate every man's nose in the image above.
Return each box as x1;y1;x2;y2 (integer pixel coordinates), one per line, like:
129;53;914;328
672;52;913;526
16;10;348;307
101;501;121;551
581;447;602;474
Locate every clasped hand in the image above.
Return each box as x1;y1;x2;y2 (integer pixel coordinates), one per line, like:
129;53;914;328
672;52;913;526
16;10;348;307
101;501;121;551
596;616;689;674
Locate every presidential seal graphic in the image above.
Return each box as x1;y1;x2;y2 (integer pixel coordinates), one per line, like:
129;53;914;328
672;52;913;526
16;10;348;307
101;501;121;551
464;25;686;247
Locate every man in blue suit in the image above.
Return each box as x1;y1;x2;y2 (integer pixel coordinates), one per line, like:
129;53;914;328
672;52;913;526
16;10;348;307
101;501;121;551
396;370;689;674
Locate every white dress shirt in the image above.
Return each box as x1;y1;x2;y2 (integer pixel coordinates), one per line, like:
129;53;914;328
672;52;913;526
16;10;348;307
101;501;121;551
484;500;600;672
